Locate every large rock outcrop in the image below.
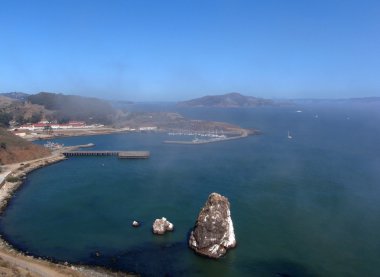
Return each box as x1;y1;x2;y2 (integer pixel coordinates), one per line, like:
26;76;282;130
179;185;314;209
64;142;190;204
189;193;236;258
152;217;174;235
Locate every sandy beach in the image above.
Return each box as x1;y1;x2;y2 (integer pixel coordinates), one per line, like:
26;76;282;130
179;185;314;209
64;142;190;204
0;148;133;277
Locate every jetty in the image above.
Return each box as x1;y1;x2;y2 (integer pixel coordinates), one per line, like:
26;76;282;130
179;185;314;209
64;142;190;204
62;151;150;159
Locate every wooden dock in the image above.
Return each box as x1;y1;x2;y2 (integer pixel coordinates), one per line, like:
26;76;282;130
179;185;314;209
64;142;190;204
62;151;150;159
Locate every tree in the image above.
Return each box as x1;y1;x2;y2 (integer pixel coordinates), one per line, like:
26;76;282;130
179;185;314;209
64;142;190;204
57;116;70;124
30;112;42;123
15;114;26;125
43;125;53;135
0;112;12;127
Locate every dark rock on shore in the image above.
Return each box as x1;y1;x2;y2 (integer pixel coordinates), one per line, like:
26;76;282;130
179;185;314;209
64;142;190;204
189;192;236;258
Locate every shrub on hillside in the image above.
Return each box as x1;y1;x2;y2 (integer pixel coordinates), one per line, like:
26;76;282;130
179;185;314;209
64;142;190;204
6;176;19;183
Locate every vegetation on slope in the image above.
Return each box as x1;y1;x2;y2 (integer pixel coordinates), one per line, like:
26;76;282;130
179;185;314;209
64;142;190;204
0;96;51;127
28;92;116;124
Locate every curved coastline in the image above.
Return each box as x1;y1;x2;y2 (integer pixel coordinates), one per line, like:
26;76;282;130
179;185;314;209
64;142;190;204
0;126;253;276
0;148;133;277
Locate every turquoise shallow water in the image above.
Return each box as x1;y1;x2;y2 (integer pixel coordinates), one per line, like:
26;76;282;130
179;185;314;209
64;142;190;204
1;104;380;276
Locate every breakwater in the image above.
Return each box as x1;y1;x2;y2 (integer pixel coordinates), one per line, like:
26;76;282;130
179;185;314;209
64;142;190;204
63;151;150;159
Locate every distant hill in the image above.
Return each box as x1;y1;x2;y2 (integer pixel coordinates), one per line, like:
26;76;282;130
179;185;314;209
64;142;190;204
0;92;30;101
293;97;380;104
177;92;273;107
0;92;119;126
0;128;50;164
27;92;116;124
348;97;380;103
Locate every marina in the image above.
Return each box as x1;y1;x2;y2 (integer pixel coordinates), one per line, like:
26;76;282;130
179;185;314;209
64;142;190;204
164;130;249;144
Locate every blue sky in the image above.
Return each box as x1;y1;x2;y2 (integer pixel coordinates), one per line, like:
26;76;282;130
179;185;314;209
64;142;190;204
0;0;379;101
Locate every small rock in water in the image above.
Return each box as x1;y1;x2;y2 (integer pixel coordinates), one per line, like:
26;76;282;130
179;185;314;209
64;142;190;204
152;217;174;235
189;192;236;258
132;220;140;227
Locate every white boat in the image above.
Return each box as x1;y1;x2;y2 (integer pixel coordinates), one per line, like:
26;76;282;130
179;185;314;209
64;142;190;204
44;141;64;149
287;131;293;139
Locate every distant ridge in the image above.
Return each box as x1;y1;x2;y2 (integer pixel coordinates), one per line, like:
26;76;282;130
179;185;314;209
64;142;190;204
293;97;380;104
0;92;118;126
177;92;273;107
0;92;30;101
348;97;380;103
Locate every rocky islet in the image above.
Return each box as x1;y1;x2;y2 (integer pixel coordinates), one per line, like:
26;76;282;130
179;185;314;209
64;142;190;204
188;193;236;258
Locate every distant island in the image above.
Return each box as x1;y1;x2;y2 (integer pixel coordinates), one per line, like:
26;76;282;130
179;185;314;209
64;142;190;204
293;97;380;104
177;92;274;107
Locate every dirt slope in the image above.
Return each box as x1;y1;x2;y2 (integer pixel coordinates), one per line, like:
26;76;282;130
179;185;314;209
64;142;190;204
0;128;50;165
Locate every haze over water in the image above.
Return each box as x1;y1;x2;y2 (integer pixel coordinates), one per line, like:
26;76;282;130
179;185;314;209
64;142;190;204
1;103;380;276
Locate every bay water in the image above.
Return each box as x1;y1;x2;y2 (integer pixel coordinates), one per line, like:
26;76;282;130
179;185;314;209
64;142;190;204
1;103;380;276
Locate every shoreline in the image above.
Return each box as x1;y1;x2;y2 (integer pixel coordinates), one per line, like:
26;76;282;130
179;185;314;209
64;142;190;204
22;126;255;145
0;127;253;275
0;148;134;276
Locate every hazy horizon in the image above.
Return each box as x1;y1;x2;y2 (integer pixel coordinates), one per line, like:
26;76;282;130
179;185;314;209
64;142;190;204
2;90;380;103
1;0;379;101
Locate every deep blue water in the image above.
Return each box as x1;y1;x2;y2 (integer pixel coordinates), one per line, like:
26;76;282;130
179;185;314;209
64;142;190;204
1;103;380;276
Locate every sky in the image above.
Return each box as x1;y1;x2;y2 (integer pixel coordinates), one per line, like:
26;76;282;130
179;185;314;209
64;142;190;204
0;0;379;101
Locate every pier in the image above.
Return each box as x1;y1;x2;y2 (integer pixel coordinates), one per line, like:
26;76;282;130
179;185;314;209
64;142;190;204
62;151;150;159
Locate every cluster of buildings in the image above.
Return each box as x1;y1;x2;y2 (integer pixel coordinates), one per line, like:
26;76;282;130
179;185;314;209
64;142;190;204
138;126;157;131
15;121;93;131
10;121;106;138
10;121;104;137
9;120;159;138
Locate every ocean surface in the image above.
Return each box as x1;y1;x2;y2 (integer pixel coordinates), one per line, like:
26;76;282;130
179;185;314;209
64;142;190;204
1;103;380;276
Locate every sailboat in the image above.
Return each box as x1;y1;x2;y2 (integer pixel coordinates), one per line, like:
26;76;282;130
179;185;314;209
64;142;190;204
287;131;293;139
